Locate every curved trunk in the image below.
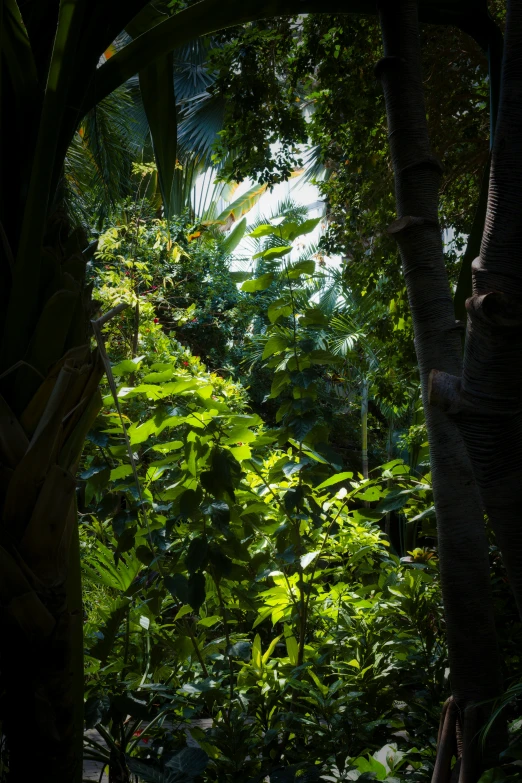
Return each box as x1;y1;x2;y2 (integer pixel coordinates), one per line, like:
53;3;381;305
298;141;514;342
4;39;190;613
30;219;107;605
0;217;103;783
376;2;504;779
430;0;522;621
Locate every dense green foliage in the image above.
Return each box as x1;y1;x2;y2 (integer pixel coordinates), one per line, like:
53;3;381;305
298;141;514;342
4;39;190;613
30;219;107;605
2;1;520;783
79;210;522;781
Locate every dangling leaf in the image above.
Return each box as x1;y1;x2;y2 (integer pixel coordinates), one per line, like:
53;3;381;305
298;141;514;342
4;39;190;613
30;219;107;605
139;54;178;218
252;245;292;261
280;217;322;241
216;182;268;225
248;224;276;238
223;217;247;254
241;273;274;292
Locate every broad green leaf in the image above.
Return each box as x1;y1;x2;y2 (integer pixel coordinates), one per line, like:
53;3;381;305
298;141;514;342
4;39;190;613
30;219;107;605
216;182;268;223
139;52;177;217
280;217;322;241
288;439;329;464
354;755;388;781
253;245;292;261
287;259;315;279
110;464;133;481
252;634;262;669
164;379;201;395
223;217;247;253
188;572;205;612
268;298;293;323
152;440;183;454
300;551;320;569
225;426;256;444
196;384;214;399
262;634;283;664
477;769;511;783
142;369;174;383
284;624;299;665
84;695;110;730
300;307;329;326
241;273;274;292
197;615;221;628
80;464;110;481
315;472;354;490
128;417;161;445
376;488;414;512
145;461;167;490
186;538;208;574
180;488;202;518
357;486;383;502
262;334;290;359
269;371;291;398
165;574;189;605
248;223;275;238
253;606;274;629
309;670;329;697
112;357;144;376
173;605;192;621
230;444;252;461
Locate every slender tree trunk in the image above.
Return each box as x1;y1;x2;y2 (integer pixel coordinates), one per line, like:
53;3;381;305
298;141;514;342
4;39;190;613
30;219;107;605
384;412;393;540
0;217;103;783
430;0;522;622
361;376;369;480
376;2;504;779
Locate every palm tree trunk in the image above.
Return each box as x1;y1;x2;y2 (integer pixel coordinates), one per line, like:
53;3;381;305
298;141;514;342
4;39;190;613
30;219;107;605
0;217;103;783
376;2;504;779
430;0;522;622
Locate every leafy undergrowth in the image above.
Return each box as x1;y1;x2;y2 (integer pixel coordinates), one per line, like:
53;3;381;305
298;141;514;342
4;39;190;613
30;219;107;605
80;212;521;782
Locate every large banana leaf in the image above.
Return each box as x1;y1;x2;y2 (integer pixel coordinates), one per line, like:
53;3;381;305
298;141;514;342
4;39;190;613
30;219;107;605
1;0;38;101
127;6;178;218
215;183;269;227
139;54;178;218
2;0;89;370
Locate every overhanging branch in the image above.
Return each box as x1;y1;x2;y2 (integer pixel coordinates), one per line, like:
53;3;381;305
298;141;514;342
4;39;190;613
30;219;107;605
85;0;498;115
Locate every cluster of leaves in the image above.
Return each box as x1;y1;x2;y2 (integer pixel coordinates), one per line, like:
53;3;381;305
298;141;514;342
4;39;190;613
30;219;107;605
206;9;508;372
89;198;253;370
209;20;307;185
79;214;457;782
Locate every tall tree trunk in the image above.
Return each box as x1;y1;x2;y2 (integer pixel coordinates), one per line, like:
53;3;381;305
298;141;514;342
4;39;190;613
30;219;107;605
430;0;522;622
0;215;103;783
376;2;504;780
361;376;369;480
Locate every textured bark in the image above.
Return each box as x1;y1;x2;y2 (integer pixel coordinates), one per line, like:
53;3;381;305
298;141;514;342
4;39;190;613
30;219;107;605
449;0;522;621
0;217;103;783
376;2;503;779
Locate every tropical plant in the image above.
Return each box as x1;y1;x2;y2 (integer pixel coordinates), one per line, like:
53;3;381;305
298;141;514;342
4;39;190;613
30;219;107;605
77;211;451;782
0;2;514;783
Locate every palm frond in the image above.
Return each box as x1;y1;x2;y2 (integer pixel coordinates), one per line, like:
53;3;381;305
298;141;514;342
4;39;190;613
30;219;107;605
64;85;137;227
178;91;226;164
